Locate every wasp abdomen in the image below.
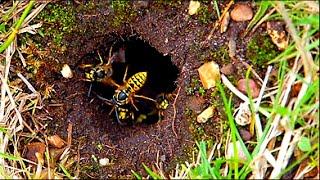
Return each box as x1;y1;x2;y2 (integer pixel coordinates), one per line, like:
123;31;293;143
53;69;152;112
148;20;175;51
126;72;147;92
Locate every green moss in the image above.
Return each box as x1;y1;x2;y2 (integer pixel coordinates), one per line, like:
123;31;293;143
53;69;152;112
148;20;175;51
155;0;182;8
37;4;75;46
110;0;137;28
210;45;230;64
185;78;205;96
246;33;279;68
196;3;217;24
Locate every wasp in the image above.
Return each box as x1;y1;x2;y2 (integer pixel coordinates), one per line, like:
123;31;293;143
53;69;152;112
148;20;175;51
79;45;119;88
112;66;156;110
98;67;156;124
156;93;170;110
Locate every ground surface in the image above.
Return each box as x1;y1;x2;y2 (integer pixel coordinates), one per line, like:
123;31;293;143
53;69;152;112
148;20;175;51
22;1;266;178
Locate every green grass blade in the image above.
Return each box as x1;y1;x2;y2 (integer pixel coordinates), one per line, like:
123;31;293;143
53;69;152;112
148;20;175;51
0;0;35;53
59;164;74;179
246;1;271;33
0;152;20;161
142;163;162;179
131;170;142;180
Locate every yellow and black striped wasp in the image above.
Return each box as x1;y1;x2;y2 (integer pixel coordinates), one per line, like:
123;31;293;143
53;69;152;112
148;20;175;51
98;67;156;124
79;45;119;89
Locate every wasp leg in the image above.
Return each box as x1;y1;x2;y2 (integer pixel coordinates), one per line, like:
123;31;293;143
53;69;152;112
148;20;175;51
134;94;156;102
106;43;116;65
87;83;93;97
129;97;139;111
78;64;94;69
114;106;125;125
101;78;120;88
79;78;92;82
122;65;129;83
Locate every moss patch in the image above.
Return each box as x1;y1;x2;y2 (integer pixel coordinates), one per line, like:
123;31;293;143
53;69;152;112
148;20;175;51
246;33;279;68
37;3;76;45
110;0;137;28
210;45;230;64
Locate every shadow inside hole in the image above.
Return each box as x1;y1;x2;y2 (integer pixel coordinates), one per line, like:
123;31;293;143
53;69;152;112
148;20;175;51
81;36;179;124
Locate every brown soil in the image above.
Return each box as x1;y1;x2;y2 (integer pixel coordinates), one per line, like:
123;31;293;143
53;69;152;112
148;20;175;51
23;1;258;178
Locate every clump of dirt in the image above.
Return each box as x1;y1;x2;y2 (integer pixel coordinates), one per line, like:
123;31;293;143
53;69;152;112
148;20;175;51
21;1;267;178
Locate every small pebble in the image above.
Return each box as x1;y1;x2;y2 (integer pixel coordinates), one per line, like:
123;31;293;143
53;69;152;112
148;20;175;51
239;128;252;141
198;61;221;89
188;1;201;15
197;106;214;123
230;3;253;22
99;158;110;167
61;64;73;79
237;79;260;98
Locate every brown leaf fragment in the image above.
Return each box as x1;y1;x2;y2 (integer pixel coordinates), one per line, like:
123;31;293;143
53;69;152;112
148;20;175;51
25;142;46;164
220;11;230;33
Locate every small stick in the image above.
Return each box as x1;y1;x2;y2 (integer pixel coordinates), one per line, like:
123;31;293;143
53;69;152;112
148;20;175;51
172;86;181;138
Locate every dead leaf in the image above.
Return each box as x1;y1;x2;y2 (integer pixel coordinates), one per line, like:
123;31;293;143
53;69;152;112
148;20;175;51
198;61;221;89
48;135;65;148
25;142;46;164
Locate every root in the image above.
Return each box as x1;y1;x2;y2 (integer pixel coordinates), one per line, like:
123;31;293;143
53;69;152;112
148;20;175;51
172;86;181;138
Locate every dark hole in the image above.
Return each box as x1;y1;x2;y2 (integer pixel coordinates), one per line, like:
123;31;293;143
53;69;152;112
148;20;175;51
79;36;179;124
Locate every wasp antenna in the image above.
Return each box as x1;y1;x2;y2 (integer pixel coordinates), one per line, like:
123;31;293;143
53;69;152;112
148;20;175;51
87;83;93;97
122;66;129;82
134;94;156;102
108;106;115;116
96;94;113;105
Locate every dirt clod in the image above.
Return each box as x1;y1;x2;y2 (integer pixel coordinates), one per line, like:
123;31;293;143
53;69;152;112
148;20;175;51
221;63;235;75
230;3;253;22
267;21;288;50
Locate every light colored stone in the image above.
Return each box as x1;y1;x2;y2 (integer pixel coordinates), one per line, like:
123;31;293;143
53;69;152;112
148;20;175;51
188;1;200;15
230;4;253;22
99;158;110;166
237;79;260;98
61;64;73;78
198;61;220;89
197;106;214;123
